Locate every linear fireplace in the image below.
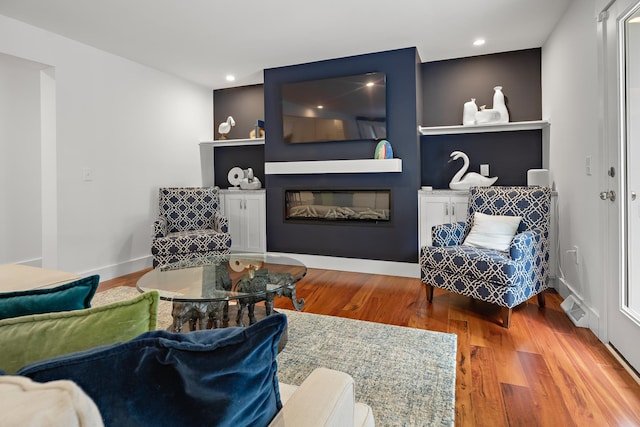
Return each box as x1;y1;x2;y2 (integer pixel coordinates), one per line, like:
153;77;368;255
285;189;390;223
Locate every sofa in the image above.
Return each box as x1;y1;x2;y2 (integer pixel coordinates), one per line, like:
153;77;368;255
0;277;374;427
2;367;374;427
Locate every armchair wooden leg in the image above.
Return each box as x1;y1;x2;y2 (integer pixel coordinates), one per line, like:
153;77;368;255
502;307;512;329
537;292;546;308
425;283;434;303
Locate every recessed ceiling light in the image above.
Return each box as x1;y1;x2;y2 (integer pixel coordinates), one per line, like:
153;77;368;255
317;105;324;109
473;39;486;46
366;82;375;87
225;74;235;82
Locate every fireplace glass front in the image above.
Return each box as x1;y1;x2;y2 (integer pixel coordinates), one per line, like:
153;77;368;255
285;190;390;223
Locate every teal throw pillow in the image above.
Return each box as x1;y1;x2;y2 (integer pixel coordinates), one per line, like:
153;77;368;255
0;290;158;374
0;275;100;320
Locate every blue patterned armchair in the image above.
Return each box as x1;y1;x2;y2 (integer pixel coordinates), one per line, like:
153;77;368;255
151;187;232;268
419;186;551;328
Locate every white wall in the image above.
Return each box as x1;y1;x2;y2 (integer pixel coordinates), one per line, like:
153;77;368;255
542;0;604;335
0;14;213;280
0;53;43;265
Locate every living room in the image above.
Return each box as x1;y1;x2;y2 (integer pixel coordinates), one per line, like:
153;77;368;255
1;0;640;425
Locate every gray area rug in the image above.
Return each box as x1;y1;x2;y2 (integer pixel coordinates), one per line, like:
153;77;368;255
93;287;457;426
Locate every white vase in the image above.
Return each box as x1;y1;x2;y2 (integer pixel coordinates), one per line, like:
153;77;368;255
492;86;509;123
462;98;478;125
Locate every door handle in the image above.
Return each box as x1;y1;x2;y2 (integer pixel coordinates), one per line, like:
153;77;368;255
600;190;616;201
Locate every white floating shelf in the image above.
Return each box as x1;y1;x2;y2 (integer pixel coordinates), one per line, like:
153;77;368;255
265;159;402;175
418;120;549;135
199;138;264;147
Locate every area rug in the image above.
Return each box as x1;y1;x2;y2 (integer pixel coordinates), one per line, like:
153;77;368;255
93;287;457;426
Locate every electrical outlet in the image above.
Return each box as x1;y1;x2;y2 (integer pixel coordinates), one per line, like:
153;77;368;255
480;164;489;176
82;167;93;182
573;245;579;264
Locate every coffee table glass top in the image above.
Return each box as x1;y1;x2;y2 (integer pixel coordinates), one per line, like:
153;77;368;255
136;253;307;303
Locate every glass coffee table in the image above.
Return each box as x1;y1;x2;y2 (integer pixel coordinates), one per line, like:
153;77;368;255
137;253;306;335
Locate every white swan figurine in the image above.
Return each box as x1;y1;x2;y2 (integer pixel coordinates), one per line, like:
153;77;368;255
218;116;236;139
448;150;498;190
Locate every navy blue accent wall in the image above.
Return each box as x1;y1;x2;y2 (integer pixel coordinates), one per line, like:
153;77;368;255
264;48;421;263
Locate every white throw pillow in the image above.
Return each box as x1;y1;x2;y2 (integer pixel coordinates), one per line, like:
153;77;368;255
463;212;522;252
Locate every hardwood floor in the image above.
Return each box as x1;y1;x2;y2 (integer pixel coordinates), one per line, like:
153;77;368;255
99;268;640;426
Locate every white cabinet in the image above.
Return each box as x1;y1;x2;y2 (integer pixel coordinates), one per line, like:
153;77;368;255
220;190;266;252
418;190;468;248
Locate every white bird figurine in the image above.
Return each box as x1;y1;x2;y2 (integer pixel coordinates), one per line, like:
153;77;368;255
218;116;236;139
448;150;498;190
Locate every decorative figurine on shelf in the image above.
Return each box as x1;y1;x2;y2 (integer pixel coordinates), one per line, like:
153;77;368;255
448;150;498;190
462;86;510;125
218;116;235;139
374;139;393;159
249;119;265;139
462;98;478;125
239;167;262;190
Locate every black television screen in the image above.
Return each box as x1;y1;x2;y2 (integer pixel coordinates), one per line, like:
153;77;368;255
281;72;386;144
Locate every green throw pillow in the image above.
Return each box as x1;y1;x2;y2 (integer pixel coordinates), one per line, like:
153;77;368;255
0;291;159;374
0;275;100;320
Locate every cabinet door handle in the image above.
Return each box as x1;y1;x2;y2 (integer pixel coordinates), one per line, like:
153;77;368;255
445;204;449;216
451;204;455;216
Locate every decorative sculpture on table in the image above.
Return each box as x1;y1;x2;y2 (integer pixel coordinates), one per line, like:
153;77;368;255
448;151;498;190
462;86;509;125
218;116;235;139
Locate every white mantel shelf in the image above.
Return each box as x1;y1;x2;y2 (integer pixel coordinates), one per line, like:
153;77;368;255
199;138;264;147
264;159;402;175
418;120;549;135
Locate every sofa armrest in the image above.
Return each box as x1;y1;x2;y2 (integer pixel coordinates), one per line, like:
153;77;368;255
212;211;229;234
152;217;167;238
509;230;539;261
432;221;467;247
269;368;358;427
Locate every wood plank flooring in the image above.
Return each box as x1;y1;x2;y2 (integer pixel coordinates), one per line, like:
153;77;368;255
99;268;640;427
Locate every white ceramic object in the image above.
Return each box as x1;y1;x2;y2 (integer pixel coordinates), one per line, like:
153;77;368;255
474;108;501;124
218;116;236;137
462;98;478;125
239;176;262;190
492;86;509;123
448;150;498;190
227;166;245;187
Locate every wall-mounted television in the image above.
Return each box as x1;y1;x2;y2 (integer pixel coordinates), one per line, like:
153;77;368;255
281;72;387;144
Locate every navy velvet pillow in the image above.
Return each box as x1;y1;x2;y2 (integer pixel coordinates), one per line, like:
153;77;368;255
18;313;288;427
0;275;99;320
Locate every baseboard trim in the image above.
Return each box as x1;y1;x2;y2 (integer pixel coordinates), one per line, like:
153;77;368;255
269;252;420;278
78;255;153;282
14;257;43;267
605;343;640;386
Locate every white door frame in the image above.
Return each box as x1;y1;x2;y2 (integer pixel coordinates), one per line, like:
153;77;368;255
600;0;640;372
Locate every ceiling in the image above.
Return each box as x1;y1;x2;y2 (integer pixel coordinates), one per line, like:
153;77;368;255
0;0;572;90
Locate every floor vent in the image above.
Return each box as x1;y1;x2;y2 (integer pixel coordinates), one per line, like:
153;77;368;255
560;295;588;328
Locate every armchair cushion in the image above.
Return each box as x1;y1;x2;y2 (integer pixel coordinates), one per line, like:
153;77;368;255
463;212;522;251
0;275;99;320
0;291;158;374
151;229;231;256
18;313;288;427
